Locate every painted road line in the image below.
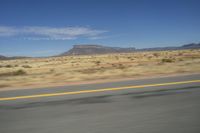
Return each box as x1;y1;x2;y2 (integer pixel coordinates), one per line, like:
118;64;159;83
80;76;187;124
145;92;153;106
0;80;200;101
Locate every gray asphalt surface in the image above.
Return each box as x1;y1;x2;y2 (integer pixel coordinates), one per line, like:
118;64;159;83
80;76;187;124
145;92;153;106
0;74;200;133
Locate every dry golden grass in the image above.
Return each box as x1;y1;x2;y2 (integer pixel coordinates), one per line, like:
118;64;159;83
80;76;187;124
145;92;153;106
0;49;200;89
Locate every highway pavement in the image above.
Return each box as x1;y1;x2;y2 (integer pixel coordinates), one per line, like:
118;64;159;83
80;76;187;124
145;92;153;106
0;74;200;133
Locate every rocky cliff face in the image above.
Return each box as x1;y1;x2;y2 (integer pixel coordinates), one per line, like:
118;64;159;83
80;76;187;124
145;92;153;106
61;44;136;55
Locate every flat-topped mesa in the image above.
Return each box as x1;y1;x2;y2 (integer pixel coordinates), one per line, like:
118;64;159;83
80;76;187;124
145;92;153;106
73;44;104;49
60;44;136;56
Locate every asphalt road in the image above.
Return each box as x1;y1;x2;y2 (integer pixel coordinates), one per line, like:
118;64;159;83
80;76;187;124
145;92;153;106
0;74;200;133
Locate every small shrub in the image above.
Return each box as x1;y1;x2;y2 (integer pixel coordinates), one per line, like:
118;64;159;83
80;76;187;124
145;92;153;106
95;61;101;65
179;58;184;61
5;65;12;68
117;64;125;69
0;69;27;77
22;65;32;68
153;53;159;57
111;64;116;67
115;56;119;60
178;52;183;56
50;69;55;73
13;69;27;75
161;58;173;63
147;56;153;59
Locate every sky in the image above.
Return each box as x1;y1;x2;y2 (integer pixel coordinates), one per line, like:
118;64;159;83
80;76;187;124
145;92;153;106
0;0;200;57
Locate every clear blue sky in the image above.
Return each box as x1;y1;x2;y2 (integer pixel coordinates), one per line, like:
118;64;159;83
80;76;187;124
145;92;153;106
0;0;200;57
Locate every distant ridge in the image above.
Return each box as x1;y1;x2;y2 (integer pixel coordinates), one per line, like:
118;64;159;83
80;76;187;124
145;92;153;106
182;43;200;48
0;55;30;60
0;55;7;60
60;43;200;56
137;43;200;51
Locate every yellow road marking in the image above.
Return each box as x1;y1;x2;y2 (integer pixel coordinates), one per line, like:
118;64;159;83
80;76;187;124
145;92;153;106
0;80;200;101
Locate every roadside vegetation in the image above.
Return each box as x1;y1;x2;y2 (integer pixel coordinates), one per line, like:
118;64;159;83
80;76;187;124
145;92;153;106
0;49;199;89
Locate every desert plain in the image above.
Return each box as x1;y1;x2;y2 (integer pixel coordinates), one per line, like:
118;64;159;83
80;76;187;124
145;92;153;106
0;49;199;89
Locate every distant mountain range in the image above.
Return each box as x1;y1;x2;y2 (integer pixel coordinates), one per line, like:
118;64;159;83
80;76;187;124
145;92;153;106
60;43;200;56
0;43;200;59
0;55;7;60
137;43;200;51
0;55;30;60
